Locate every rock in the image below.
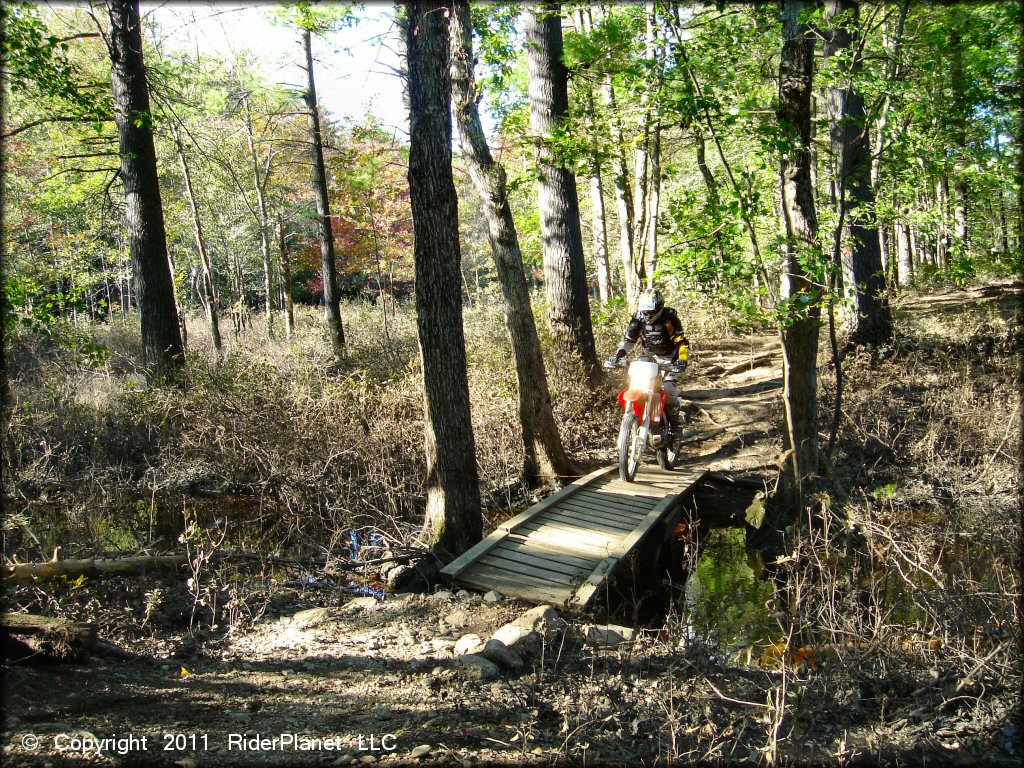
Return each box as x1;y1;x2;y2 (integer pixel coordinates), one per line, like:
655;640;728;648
480;638;523;670
374;705;393;720
358;756;377;765
344;596;379;613
512;605;565;636
583;624;635;649
453;653;501;681
290;607;338;629
491;624;541;659
453;634;485;656
455;590;474;600
444;608;471;629
427;590;454;602
482;590;503;603
410;744;432;759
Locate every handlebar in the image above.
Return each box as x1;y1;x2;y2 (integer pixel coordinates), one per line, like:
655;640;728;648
603;356;685;375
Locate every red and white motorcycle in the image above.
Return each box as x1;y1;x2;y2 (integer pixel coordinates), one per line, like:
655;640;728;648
606;356;684;482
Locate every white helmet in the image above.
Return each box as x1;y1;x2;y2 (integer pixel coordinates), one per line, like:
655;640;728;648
638;288;664;320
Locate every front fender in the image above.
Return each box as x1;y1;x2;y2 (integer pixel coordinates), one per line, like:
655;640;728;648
618;389;647;419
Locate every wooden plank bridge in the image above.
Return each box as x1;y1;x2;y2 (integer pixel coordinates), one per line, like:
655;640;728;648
441;464;708;611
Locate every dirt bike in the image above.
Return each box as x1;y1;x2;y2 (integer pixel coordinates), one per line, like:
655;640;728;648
605;355;684;482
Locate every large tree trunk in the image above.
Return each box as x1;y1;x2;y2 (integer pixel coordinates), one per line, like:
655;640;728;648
525;1;598;378
450;0;575;483
824;0;892;346
170;125;223;357
776;0;821;515
602;75;636;303
896;219;913;286
405;0;483;562
303;28;345;360
107;0;183;377
950;26;970;259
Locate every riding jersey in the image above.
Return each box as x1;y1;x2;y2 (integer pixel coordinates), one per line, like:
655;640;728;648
623;307;687;359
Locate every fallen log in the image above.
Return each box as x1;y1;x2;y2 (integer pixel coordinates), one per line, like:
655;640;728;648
1;554;188;585
2;613;98;663
722;353;778;376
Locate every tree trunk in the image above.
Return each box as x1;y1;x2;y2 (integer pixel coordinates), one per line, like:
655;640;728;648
645;117;662;285
450;0;575;483
776;0;821;516
694;128;726;282
170;125;223;357
631;1;657;291
107;0;183;377
405;0;483;562
602;75;636;303
870;0;908;274
303;28;345;360
896;219;913;286
577;11;611;305
824;0;892;346
525;2;598;378
278;216;295;337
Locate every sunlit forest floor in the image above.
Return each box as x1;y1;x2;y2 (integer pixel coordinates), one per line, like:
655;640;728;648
2;281;1020;766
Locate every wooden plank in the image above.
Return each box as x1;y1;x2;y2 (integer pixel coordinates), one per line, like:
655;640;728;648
555;499;648;524
456;572;572;605
478;551;590;583
492;540;600;571
460;561;577;595
569;556;617;609
461;562;574;595
441;527;510;579
571;489;655;513
508;529;617;559
495;466;618;533
542;508;637;533
559;490;652;512
484;544;591;577
517;520;620;547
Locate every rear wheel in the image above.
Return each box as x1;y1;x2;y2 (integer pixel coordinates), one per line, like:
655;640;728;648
657;426;682;470
618;411;643;482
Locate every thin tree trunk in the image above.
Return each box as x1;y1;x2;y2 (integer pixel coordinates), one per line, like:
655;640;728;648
896;219;913;286
602;75;635;303
577;10;611;305
451;0;575;483
303;28;345;360
107;0;183;377
776;0;821;516
525;1;598;378
239;95;275;339
631;1;656;290
277;216;295;337
694;128;726;282
404;0;483;562
645;117;662;285
170;124;222;356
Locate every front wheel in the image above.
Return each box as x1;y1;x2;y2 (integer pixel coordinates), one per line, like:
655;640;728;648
618;411;644;482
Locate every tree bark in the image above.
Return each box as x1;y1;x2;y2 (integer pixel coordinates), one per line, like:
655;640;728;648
450;0;575;483
303;28;345;360
896;219;913;286
776;0;821;515
405;0;483;562
107;0;183;377
824;0;892;346
170;124;223;357
525;1;599;378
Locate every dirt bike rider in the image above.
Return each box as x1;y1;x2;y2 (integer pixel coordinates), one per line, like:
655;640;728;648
603;288;689;438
